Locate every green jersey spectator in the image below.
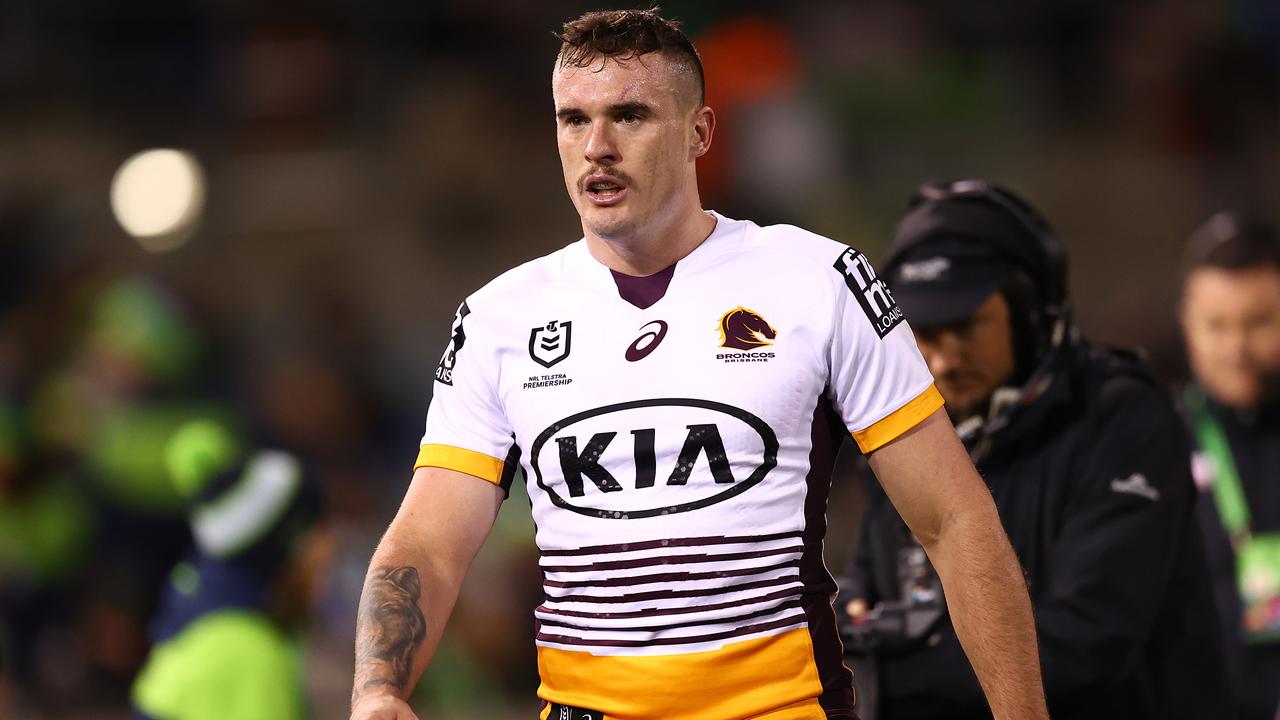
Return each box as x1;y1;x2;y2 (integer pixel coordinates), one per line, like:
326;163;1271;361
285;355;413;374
131;420;330;720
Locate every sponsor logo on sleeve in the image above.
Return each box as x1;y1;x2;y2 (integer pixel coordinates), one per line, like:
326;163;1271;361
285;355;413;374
434;301;470;386
529;320;572;368
834;247;905;338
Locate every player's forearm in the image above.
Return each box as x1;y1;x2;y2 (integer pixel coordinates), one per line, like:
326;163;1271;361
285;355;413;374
351;545;460;707
351;468;503;711
925;503;1048;720
352;563;426;703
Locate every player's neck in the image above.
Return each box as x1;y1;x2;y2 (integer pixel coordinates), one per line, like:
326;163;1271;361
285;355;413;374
584;203;716;277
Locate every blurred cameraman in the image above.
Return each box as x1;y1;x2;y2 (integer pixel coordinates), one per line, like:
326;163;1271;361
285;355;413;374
841;180;1230;719
1180;213;1280;720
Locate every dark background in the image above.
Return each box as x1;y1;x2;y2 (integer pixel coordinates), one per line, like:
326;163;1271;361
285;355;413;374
1;1;1277;718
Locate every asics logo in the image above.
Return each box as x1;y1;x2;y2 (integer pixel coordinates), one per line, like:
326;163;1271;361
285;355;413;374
625;320;668;362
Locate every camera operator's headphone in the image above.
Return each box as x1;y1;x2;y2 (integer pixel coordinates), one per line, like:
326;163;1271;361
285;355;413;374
885;179;1072;361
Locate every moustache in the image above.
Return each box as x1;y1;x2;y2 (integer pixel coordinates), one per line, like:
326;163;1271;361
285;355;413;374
578;168;634;192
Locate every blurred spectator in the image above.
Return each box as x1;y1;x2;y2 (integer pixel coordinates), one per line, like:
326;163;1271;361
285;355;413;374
43;275;232;700
0;400;96;710
1180;212;1280;720
131;419;331;720
842;180;1230;719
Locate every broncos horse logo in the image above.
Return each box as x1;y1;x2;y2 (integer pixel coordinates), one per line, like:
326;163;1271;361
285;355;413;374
719;307;777;350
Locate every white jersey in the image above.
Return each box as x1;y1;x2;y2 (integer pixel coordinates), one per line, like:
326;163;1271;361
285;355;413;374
418;212;941;720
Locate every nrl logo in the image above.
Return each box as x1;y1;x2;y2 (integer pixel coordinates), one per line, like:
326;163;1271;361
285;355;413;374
530;320;572;368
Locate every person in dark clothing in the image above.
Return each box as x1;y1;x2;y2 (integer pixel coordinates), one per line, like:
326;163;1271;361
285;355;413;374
841;179;1231;720
1180;212;1280;720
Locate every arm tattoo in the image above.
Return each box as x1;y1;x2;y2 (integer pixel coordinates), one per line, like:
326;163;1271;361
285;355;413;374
353;565;428;703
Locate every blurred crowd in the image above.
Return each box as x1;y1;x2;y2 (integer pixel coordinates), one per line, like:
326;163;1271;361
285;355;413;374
0;1;1277;719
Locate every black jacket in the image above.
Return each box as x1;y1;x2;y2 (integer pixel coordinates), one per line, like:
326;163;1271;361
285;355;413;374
1189;389;1280;720
846;343;1232;720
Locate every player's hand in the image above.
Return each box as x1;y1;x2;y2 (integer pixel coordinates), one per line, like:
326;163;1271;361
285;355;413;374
350;694;421;720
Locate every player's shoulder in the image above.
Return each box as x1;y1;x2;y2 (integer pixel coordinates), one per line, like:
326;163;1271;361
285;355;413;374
746;219;852;260
730;216;875;280
462;242;579;310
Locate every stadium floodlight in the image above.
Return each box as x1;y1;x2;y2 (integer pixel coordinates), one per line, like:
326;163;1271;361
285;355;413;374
110;148;206;253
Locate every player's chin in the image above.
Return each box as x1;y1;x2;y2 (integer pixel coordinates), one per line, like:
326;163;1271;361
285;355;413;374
1209;375;1262;407
583;210;636;240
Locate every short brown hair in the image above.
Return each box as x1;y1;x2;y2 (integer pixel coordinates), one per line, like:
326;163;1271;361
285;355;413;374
556;7;705;106
1184;212;1280;276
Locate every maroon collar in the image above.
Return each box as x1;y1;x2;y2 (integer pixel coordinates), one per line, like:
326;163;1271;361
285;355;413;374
610;264;676;309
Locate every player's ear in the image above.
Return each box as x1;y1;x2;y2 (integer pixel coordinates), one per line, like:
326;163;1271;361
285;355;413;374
691;105;715;160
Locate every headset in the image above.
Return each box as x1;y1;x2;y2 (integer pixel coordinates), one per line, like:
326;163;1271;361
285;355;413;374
887;178;1073;366
885;179;1077;460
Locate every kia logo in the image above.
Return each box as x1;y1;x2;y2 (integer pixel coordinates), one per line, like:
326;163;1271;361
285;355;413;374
530;398;779;519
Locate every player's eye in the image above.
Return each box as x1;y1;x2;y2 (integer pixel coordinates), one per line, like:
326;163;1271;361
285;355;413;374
619;112;641;124
561;115;587;128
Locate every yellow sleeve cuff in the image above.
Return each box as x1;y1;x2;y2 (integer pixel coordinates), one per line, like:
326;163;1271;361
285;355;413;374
852;384;945;454
414;444;505;485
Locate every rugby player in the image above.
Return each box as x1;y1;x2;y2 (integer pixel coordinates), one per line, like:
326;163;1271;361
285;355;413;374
350;10;1048;720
